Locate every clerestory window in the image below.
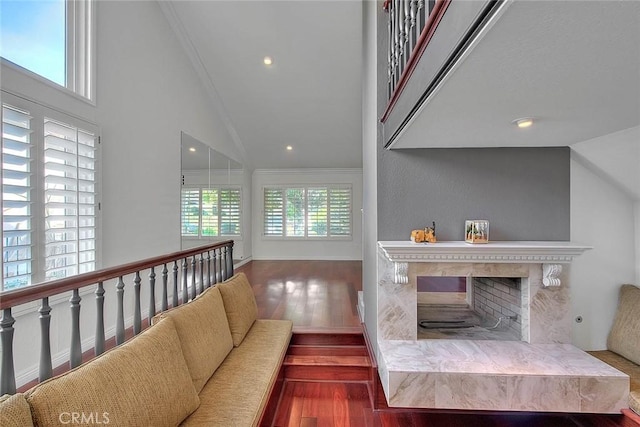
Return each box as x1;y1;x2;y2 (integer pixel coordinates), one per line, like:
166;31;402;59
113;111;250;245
0;0;94;99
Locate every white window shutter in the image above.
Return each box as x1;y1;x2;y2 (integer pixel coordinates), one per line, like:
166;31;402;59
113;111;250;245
220;189;241;236
2;105;33;290
43;117;97;280
264;188;284;236
329;187;351;236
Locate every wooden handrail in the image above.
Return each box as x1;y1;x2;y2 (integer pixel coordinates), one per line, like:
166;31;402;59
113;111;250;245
0;240;235;395
0;240;233;309
381;0;451;124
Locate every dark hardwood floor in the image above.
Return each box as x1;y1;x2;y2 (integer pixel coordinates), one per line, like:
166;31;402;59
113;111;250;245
238;260;362;329
238;260;639;427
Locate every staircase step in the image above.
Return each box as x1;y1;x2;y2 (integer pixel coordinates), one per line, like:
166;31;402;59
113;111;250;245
288;344;368;357
290;332;365;347
285;355;370;367
284;354;372;381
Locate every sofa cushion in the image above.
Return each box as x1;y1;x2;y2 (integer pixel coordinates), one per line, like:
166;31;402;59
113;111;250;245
218;272;258;346
26;317;199;427
607;284;640;365
181;319;293;427
631;390;640;415
153;285;233;393
0;393;34;427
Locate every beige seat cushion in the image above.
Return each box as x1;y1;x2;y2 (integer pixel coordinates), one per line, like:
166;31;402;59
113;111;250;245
153;286;233;393
607;284;640;365
0;393;34;427
26;317;199;427
181;319;293;427
631;390;640;415
218;272;258;346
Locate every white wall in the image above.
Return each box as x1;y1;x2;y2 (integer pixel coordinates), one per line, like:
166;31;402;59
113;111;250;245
251;169;363;260
97;1;242;267
569;127;639;350
570;153;637;350
362;0;379;356
2;1;244;386
636;202;640;285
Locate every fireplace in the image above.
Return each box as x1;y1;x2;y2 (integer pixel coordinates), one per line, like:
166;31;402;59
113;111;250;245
375;241;630;414
417;276;522;341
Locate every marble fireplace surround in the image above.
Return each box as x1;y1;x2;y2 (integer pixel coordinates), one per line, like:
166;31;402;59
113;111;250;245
376;241;630;413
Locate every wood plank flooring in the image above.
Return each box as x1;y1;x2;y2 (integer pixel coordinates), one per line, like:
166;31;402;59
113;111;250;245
237;260;362;329
238;260;639;427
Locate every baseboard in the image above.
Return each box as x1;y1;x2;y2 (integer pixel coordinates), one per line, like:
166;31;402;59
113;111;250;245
234;256;252;268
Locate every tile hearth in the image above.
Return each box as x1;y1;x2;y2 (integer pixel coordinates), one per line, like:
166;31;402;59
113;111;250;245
376;241;630;413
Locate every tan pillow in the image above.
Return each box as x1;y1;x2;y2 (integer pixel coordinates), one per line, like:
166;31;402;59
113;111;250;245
218;273;258;346
607;284;640;365
154;286;233;393
0;393;34;427
26;317;199;427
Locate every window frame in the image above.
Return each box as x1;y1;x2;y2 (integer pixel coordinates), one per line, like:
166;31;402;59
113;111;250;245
1;92;101;292
0;0;96;102
262;184;353;241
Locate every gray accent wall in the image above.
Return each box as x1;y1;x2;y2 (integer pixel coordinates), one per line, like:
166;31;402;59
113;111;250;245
377;147;570;241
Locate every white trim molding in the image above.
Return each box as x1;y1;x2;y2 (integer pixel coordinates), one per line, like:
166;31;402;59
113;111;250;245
378;241;591;264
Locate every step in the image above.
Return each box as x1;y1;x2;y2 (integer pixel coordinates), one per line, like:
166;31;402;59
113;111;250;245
288;344;368;357
284;354;372;382
289;331;365;347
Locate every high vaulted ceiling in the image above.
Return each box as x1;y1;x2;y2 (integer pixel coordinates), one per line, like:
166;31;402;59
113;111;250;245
162;0;363;170
163;0;639;199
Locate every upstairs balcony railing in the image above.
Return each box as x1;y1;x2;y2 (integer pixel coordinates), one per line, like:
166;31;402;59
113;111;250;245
0;240;234;395
382;0;450;122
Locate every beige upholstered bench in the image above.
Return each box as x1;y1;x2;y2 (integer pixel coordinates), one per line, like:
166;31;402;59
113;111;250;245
588;284;640;416
0;273;292;427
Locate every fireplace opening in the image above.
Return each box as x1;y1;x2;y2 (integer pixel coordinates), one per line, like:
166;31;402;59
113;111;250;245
417;276;522;341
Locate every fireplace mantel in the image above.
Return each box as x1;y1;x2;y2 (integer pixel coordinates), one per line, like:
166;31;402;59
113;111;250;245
378;241;591;264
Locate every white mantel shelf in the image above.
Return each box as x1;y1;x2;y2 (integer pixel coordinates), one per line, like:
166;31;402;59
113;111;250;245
378;241;591;264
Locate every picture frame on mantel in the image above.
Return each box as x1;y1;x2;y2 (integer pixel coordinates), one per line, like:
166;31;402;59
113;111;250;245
465;220;489;244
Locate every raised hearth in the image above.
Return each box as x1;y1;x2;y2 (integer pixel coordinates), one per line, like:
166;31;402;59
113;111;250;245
376;241;630;414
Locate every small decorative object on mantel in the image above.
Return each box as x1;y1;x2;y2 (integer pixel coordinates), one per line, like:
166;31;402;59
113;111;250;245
465;220;489;244
411;221;437;243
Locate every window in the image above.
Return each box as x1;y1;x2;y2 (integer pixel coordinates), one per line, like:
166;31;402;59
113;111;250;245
0;0;94;99
263;186;352;238
181;187;241;238
1;95;99;291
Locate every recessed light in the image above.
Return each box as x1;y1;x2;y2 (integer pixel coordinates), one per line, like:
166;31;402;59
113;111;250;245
286;145;293;151
189;147;196;152
513;117;534;129
263;56;273;66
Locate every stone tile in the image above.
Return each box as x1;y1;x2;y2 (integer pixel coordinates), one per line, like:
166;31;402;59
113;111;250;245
579;376;629;413
507;376;580;412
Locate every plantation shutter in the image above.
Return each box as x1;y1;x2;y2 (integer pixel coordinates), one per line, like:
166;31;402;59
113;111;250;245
1;105;33;290
264;188;284;236
329;187;351;236
220;189;241;236
307;188;327;236
43;118;97;280
286;188;305;237
181;188;200;236
201;189;218;236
